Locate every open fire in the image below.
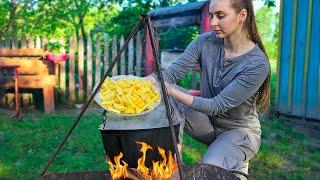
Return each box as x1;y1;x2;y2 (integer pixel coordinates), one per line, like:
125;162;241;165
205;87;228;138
107;141;178;180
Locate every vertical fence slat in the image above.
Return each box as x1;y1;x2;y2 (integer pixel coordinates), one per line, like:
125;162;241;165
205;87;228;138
21;34;27;48
78;38;84;101
103;34;109;75
5;33;11;49
59;38;66;102
0;33;2;49
136;31;142;76
36;36;41;49
128;38;134;75
12;33;18;49
120;35;125;75
28;35;34;48
112;35;118;76
87;35;93;97
42;38;48;49
69;37;76;103
95;35;101;85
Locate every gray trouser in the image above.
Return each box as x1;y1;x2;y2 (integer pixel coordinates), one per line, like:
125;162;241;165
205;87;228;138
168;86;261;176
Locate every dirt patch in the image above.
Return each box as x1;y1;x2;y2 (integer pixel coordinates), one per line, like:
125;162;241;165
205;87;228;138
283;116;320;138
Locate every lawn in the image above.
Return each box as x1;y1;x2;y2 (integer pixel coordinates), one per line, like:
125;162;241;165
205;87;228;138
0;59;319;179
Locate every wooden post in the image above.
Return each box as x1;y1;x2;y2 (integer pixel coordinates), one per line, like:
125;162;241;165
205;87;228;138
120;35;125;75
95;35;101;85
128;38;134;75
112;35;118;76
136;31;142;76
87;35;93;98
43;86;55;113
103;34;109;75
12;33;18;49
5;32;11;49
28;35;34;48
36;36;41;49
42;38;48;49
59;38;67;102
78;38;84;101
145;26;154;75
200;1;211;33
69;37;76;103
0;32;2;49
21;34;27;48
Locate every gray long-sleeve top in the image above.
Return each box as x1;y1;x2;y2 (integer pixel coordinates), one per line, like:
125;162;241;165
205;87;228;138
157;32;270;134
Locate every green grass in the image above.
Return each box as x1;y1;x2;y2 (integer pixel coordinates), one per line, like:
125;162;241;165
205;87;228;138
1;108;319;179
0;109;106;179
1;59;319;179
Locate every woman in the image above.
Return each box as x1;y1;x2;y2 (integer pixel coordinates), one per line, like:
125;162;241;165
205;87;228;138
147;0;270;178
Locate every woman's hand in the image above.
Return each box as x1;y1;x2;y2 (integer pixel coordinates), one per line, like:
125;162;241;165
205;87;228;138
144;75;158;87
144;75;192;106
144;75;172;96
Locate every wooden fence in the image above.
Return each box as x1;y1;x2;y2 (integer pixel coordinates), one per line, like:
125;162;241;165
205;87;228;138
0;32;145;105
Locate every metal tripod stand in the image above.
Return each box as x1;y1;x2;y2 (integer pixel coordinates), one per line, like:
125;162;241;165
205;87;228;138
40;15;185;180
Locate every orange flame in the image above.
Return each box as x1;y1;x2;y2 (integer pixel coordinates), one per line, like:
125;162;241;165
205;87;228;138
107;142;178;180
107;152;128;180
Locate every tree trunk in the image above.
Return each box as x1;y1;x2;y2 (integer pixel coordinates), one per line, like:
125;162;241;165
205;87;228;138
6;0;18;33
80;17;87;47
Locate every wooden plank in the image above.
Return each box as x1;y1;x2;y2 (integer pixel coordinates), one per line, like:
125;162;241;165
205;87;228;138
5;32;11;49
69;37;76;103
302;0;313;118
0;48;45;57
287;0;298;114
291;0;309;116
112;35;118;76
145;26;154;75
136;31;142;76
78;38;84;101
275;0;284;114
103;34;109;75
59;38;66;102
21;34;27;48
36;36;41;49
278;1;294;114
87;35;93;97
306;0;320;120
0;75;56;88
128;38;134;75
12;33;18;49
28;35;34;48
0;58;49;74
2;93;15;108
0;33;2;49
120;35;125;75
43;85;55;113
42;38;48;49
95;35;101;85
152;15;199;28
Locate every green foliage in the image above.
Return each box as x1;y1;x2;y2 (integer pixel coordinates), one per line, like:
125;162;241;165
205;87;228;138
159;26;199;50
255;6;279;59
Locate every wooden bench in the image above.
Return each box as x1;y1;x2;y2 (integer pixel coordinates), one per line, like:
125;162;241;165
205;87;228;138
0;48;56;113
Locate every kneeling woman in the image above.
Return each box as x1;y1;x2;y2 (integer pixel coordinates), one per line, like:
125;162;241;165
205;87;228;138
147;0;270;178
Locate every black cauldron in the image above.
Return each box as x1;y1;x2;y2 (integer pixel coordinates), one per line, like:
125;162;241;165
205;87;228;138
100;121;180;168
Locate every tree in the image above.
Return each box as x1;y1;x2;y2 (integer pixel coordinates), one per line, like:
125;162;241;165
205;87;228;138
255;6;279;59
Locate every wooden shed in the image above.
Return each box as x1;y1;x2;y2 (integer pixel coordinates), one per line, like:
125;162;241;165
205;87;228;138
277;0;320;121
145;0;210;75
